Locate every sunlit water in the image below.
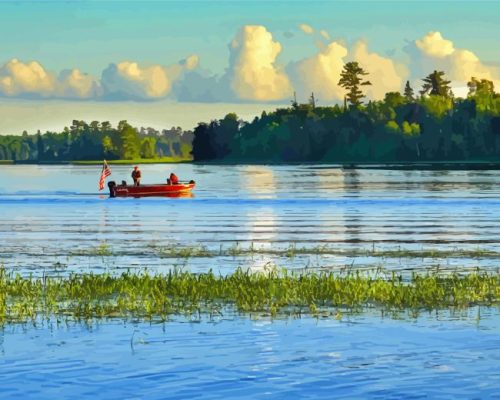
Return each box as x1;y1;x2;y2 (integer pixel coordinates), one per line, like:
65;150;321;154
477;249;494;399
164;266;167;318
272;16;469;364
1;164;499;398
0;164;499;275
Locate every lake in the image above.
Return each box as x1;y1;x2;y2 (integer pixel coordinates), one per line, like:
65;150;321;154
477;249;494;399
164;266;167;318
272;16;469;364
1;164;499;398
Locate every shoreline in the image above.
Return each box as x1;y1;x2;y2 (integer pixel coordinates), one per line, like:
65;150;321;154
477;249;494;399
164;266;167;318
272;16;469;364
2;160;500;170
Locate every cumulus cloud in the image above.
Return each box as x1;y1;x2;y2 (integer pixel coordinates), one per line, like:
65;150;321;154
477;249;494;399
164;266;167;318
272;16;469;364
289;41;348;102
56;69;101;99
101;55;200;100
352;41;408;100
298;24;314;35
408;31;500;92
415;32;455;58
227;25;292;101
0;59;55;97
3;28;498;103
0;59;101;99
101;62;171;100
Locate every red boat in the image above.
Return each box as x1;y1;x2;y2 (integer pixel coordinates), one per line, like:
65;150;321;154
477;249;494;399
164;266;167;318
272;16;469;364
108;180;195;197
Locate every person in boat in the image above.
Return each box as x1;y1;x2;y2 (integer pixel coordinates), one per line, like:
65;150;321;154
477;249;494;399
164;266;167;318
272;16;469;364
131;166;142;186
167;172;179;185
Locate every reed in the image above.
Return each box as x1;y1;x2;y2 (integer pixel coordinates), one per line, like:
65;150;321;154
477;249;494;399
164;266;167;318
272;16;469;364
0;268;498;325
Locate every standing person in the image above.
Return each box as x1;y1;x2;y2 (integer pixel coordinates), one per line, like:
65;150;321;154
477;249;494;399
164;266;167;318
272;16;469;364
169;172;179;185
131;166;142;186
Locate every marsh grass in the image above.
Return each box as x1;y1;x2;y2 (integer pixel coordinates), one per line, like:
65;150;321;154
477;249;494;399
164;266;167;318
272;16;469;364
72;242;112;257
75;243;500;260
0;267;497;325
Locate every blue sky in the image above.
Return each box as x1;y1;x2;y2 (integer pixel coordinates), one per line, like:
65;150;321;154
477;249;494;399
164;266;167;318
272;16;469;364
0;0;499;132
0;1;498;74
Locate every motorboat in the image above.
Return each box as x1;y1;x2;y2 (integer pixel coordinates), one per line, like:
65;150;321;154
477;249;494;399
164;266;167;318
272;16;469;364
108;180;195;197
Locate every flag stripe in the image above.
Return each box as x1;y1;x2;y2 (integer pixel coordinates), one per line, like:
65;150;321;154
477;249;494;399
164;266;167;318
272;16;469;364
98;161;112;191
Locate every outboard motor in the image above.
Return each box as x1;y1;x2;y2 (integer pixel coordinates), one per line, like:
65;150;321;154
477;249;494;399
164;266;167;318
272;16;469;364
108;181;117;197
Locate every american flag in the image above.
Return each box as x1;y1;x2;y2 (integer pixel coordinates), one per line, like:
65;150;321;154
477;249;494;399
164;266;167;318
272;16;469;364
98;160;112;191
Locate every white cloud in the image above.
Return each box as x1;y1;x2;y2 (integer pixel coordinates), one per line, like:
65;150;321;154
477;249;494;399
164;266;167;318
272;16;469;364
56;69;101;99
408;31;500;92
298;24;314;35
0;59;101;99
415;32;455;58
227;25;292;101
352;40;408;100
101;62;171;100
0;59;55;97
101;55;200;100
289;41;348;101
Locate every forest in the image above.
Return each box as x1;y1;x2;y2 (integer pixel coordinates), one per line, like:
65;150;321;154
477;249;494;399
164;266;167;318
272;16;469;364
1;68;499;164
192;69;500;163
0;120;193;162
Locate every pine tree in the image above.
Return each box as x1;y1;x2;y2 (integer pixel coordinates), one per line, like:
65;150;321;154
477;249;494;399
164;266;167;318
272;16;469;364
338;62;372;107
420;70;451;97
404;81;415;101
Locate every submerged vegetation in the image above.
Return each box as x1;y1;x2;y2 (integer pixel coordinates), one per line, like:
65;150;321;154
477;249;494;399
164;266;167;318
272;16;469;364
0;268;498;325
71;242;500;261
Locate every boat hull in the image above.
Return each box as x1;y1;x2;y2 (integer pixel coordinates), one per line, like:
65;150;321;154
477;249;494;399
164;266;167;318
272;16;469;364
108;181;195;197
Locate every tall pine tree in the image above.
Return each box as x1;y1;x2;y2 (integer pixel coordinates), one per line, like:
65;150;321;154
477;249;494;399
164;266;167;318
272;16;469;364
404;81;415;101
338;62;371;107
420;70;451;97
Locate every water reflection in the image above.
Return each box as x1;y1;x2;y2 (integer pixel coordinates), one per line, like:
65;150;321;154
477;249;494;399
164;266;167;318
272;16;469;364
1;165;499;275
240;165;276;198
244;207;278;271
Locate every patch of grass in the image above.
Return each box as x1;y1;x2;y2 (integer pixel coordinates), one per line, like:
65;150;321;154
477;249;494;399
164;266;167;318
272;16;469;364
71;242;112;257
0;268;497;325
71;243;500;260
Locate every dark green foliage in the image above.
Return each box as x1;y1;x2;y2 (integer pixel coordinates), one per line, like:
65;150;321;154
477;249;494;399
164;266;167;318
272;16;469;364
192;73;500;163
338;61;372;107
0;120;192;161
404;81;415;102
420;70;452;97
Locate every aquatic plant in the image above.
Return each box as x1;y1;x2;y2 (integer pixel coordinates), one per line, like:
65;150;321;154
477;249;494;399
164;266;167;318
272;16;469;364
0;268;498;325
72;243;500;260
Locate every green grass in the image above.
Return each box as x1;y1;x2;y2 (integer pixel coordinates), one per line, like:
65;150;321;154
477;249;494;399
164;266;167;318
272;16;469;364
0;268;497;325
0;160;14;164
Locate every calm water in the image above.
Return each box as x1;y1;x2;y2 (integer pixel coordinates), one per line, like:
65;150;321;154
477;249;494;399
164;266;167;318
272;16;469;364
1;164;499;398
0;164;499;275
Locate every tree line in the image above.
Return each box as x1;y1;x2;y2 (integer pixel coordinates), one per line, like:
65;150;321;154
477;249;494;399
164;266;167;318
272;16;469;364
192;66;500;163
0;120;193;162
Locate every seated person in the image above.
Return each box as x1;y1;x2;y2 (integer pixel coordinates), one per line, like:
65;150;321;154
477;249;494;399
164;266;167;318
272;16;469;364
168;172;179;185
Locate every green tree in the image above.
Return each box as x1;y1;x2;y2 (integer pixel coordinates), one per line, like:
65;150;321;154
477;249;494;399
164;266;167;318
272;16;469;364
119;122;141;159
140;137;157;159
404;81;415;101
338;62;372;107
467;77;495;97
384;92;406;108
420;70;451;97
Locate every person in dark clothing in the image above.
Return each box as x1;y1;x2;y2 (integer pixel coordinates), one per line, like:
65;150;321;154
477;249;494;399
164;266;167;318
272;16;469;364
131;166;142;186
